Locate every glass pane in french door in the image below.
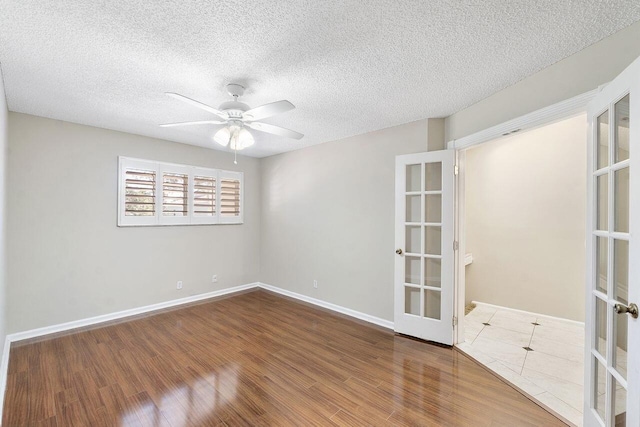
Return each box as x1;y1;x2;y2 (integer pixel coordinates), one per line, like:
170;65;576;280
405;226;421;254
404;162;443;320
404;287;420;315
615;95;630;163
613;309;628;379
597;111;609;170
613;377;627;426
591;93;631;426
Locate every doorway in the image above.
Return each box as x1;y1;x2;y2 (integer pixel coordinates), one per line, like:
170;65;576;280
394;54;639;427
456;114;588;426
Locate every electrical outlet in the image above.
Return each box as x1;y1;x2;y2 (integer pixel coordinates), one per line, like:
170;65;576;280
177;281;183;290
212;274;218;283
313;280;318;289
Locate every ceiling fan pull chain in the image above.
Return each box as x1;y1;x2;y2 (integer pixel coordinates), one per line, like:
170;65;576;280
227;132;238;164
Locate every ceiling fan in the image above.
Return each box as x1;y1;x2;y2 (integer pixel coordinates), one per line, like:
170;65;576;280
160;83;303;161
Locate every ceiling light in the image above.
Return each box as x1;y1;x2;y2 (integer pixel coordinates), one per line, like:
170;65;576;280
213;125;255;150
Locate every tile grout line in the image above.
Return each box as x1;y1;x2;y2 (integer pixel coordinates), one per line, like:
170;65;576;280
520;317;537;375
472;309;497;345
519;364;585;388
470;324;485;345
465;309;585;424
547;390;585;415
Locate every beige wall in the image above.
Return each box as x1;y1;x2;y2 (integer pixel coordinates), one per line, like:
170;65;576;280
7;113;261;333
258;23;640;325
446;20;640;142
464;115;587;321
0;68;7;354
5;20;640;334
427;118;446;151
260;119;433;321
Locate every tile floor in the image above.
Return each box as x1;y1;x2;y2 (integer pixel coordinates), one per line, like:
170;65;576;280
456;304;585;427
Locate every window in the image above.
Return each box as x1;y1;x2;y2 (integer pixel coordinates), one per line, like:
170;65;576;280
193;175;216;216
162;173;188;217
124;169;156;217
118;157;243;226
219;172;242;223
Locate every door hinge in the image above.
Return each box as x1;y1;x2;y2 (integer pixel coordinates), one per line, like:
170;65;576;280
454;165;459;175
452;316;458;327
453;241;459;251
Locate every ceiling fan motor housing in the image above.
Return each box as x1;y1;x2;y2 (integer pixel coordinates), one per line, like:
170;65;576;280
218;100;249;119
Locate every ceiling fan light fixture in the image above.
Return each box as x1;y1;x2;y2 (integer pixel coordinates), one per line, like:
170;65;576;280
233;128;255;150
213;127;231;147
164;84;303;157
213;126;254;150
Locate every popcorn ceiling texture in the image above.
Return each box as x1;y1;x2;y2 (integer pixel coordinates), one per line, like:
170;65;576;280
0;1;639;157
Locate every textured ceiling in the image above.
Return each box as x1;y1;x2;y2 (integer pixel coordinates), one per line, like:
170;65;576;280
1;1;639;158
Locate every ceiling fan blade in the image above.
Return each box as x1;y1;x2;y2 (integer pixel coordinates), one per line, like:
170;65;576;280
246;121;304;140
165;92;228;120
243;100;295;121
160;120;227;127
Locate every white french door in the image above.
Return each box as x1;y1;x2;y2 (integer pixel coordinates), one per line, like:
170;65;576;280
585;55;640;427
394;150;455;345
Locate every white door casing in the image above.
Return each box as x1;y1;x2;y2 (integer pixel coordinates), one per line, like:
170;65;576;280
394;150;455;345
585;54;640;427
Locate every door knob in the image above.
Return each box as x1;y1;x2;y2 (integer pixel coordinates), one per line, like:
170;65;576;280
396;248;403;255
614;302;639;319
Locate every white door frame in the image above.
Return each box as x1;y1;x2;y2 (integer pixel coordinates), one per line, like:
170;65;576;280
453;148;466;344
447;88;600;151
448;88;600;345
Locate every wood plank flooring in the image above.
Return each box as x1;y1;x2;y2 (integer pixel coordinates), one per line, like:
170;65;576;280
3;289;567;426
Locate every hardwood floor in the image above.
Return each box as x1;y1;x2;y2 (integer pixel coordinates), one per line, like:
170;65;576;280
3;289;567;426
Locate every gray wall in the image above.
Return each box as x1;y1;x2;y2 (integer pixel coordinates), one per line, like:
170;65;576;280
260;119;431;321
7;113;261;333
465;115;587;321
446;20;640;142
0;69;7;354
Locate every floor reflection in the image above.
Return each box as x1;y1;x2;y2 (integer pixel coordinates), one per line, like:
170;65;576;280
4;290;565;426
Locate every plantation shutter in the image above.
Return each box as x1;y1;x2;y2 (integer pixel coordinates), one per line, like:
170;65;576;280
221;179;240;216
162;173;188;216
119;158;160;226
194;175;216;216
191;167;218;225
158;164;191;225
219;171;243;223
118;157;242;226
124;169;156;216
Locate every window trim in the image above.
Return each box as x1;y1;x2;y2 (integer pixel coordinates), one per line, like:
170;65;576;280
118;156;244;227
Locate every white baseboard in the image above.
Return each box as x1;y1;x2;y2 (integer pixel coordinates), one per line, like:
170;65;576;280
0;282;259;425
7;282;259;343
6;282;393;343
471;301;585;326
0;281;394;423
259;282;394;330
